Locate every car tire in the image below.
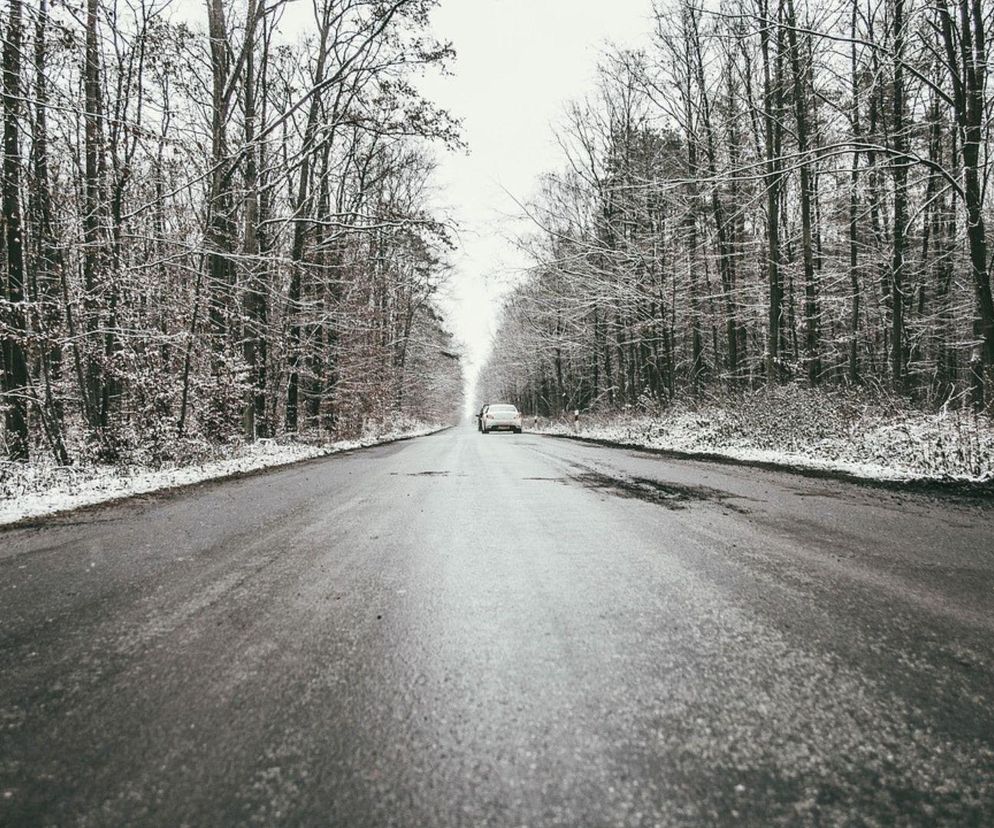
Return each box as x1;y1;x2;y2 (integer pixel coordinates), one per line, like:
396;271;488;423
514;428;522;434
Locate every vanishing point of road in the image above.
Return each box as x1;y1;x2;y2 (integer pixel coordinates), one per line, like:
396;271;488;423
2;426;993;825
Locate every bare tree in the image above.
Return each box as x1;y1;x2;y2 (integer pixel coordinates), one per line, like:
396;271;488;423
2;0;29;458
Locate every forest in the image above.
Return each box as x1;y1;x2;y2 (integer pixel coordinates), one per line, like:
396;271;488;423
478;0;994;428
1;0;463;467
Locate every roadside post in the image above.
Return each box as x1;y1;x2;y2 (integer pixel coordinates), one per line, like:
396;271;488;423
573;409;580;432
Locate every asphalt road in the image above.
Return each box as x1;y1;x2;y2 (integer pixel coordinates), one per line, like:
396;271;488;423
2;426;993;826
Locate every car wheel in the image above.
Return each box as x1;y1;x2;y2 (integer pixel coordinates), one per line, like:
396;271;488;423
514;428;522;434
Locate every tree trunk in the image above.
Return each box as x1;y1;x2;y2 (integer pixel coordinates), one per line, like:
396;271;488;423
890;0;908;391
938;0;994;405
82;0;105;434
30;0;70;464
242;11;261;440
847;0;861;385
286;9;333;433
687;4;738;384
205;0;236;347
760;0;784;383
2;0;29;459
785;0;820;385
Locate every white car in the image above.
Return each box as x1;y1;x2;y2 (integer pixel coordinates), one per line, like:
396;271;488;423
481;403;522;434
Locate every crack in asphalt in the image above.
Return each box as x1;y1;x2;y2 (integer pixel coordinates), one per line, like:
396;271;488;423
389;470;465;477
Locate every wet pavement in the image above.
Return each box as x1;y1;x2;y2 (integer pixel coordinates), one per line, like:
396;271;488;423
2;426;993;825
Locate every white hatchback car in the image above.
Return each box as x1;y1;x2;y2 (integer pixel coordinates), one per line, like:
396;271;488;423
480;403;522;434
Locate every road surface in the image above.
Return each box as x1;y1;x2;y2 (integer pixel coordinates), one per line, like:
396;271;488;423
2;426;993;825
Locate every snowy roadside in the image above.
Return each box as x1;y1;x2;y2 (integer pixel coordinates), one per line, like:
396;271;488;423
531;393;994;487
0;422;446;527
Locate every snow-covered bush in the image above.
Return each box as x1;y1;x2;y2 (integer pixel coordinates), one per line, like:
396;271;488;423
535;386;994;483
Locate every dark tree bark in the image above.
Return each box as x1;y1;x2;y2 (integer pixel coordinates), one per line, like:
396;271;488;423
785;0;821;385
285;7;332;433
687;4;739;384
82;0;107;435
205;0;236;344
890;0;908;391
29;0;70;464
678;32;705;390
242;5;262;440
760;0;784;383
2;0;29;459
847;0;862;385
938;0;994;408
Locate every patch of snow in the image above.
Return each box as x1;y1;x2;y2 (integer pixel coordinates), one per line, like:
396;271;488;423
533;393;994;485
0;422;445;527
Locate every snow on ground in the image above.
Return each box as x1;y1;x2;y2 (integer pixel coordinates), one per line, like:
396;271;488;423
0;421;445;527
533;390;994;485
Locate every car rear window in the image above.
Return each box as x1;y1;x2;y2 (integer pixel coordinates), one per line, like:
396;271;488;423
489;405;518;413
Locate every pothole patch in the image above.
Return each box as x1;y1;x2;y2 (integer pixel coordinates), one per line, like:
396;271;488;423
571;471;749;513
